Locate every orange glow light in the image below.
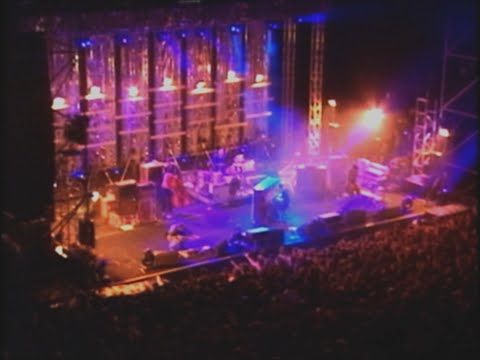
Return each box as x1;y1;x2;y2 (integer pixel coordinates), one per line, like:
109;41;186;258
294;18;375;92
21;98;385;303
362;108;384;129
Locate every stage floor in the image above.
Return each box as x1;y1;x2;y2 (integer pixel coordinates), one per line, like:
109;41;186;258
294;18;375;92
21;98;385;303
94;189;425;283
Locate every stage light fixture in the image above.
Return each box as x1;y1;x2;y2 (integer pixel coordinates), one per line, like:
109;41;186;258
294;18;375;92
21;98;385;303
128;86;139;98
52;97;68;110
438;128;450;138
76;38;92;48
91;191;100;202
115;34;130;45
225;70;240;83
328;122;340;128
362;108;384;129
255;74;265;83
327;99;337;107
86;86;105;100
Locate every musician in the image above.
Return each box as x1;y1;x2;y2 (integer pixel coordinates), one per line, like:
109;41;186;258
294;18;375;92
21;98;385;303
346;164;360;196
212;147;227;173
228;175;242;206
272;183;290;221
166;223;197;251
159;167;175;219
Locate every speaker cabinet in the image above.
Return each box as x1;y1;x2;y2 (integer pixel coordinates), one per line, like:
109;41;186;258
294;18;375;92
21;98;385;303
140;161;164;184
344;209;368;226
137;182;157;223
374;206;403;221
296;165;327;199
78;219;95;247
246;227;284;250
110;180;138;216
4;32;54;221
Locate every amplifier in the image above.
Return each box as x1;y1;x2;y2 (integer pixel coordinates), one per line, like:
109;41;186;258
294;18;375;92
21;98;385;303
296;165;326;198
140;160;165;184
110;180;138;216
245;227;284;250
137;182;157;223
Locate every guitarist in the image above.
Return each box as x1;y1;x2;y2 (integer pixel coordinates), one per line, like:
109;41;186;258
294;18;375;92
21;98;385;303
346;164;360;196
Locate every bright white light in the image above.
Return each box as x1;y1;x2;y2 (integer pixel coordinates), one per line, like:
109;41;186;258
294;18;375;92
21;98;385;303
91;191;100;202
362;108;384;129
52;97;68;110
225;70;240;83
255;74;265;83
120;224;135;231
128;86;139;98
328;122;340;128
192;81;213;94
327;99;337;107
54;245;68;258
86;86;105;100
438;128;450;138
160;77;176;91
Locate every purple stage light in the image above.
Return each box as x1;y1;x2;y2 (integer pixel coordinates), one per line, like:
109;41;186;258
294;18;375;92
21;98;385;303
76;38;92;48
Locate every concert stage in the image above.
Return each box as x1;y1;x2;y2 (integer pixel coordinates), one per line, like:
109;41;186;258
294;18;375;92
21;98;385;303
94;181;425;283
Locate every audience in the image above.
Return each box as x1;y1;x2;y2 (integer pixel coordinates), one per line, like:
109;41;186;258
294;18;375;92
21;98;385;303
2;208;478;359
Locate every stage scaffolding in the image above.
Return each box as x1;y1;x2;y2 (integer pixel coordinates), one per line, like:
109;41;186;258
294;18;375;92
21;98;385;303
21;1;328;243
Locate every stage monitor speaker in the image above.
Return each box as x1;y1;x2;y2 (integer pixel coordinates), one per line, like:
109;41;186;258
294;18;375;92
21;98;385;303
246;227;284;250
344;209;368;226
78;219;95;247
152;250;181;267
296;165;327;198
3;32;54;221
373;206;404;221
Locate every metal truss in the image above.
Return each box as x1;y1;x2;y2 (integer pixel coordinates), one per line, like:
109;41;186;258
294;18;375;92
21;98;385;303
280;19;296;155
411;97;438;176
307;22;325;156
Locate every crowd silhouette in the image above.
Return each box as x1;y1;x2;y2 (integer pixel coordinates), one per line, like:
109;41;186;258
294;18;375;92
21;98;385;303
2;207;478;359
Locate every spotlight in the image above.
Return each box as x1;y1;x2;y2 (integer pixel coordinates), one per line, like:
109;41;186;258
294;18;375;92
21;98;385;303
438;128;450;138
115;34;130;45
328;122;340;128
86;86;105;100
127;86;139;98
225;70;240;83
195;81;206;89
362;108;384;129
255;74;265;83
76;38;92;48
327;99;337;107
52;97;68;110
163;77;173;87
91;191;100;203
